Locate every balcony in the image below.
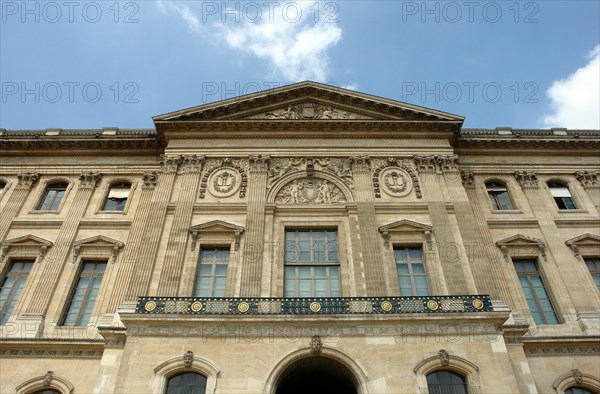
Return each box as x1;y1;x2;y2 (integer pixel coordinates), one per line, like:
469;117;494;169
135;295;493;315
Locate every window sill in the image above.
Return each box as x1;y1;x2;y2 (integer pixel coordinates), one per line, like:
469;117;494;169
557;209;588;214
490;209;523;214
28;210;60;214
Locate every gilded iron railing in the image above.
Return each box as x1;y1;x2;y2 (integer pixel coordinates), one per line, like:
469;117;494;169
136;295;492;315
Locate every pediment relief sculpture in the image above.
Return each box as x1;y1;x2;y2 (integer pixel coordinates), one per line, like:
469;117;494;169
275;178;346;204
250;102;374;120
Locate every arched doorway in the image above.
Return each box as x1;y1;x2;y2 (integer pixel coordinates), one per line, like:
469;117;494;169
275;356;358;394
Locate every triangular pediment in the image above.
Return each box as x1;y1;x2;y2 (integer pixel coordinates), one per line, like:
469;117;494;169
1;234;53;248
73;235;124;248
189;220;244;234
496;234;545;247
379;220;433;234
565;233;600;246
153;81;464;123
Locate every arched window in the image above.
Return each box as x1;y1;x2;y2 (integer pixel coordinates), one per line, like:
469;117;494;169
548;181;576;209
102;182;131;211
485;181;513;210
37;182;68;211
427;370;468;394
565;387;596;394
165;372;207;394
33;390;61;394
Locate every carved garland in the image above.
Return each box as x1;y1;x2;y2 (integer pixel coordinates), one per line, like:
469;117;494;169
372;158;422;198
199;158;248;199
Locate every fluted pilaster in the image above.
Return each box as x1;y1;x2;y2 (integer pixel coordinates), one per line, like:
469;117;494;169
0;172;39;241
25;172;101;315
239;155;270;297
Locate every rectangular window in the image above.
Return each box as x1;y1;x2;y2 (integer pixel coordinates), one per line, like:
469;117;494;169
38;183;68;210
63;260;106;326
0;260;34;325
194;248;229;297
486;183;514;210
549;183;576;209
394;246;429;296
585;258;600;289
284;229;340;297
514;259;558;324
103;183;131;211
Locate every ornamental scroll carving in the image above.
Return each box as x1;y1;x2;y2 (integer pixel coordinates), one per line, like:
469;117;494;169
275;178;346;204
372;158;421;198
199;158;248;199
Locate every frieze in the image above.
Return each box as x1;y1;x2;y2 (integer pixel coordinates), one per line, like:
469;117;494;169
524;347;600;355
275;178;346;204
0;349;103;358
372;158;422;198
199;158;248;199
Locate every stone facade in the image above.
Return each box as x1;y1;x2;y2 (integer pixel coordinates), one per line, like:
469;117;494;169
0;82;599;393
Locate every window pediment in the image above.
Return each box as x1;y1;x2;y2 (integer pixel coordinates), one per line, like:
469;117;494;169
495;234;546;261
188;220;244;251
72;235;124;263
378;220;433;248
565;233;600;260
0;234;53;262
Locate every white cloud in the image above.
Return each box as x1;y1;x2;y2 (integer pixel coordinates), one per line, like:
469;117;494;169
341;83;358;90
158;1;342;82
541;45;600;129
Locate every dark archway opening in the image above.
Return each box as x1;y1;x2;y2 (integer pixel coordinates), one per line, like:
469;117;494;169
276;356;358;394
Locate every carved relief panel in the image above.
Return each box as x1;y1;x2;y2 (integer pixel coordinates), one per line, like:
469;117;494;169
275;178;346;204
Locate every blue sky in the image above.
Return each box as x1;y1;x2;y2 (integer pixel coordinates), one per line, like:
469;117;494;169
1;1;598;129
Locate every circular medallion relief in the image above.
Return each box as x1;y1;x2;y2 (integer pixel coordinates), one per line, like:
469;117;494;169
380;167;413;197
208;167;241;197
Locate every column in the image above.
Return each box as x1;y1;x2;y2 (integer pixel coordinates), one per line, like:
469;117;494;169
239;155;270;297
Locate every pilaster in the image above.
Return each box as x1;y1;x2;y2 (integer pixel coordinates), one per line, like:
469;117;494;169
350;156;387;295
156;155;205;296
239;155;270;297
125;156;181;300
106;171;159;312
24;171;101;316
0;172;39;241
415;155;471;294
